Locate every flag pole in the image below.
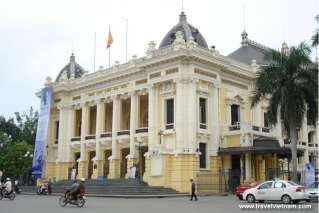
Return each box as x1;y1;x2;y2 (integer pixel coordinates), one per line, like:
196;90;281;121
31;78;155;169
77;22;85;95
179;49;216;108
109;45;111;68
93;32;96;72
108;25;111;68
125;19;128;63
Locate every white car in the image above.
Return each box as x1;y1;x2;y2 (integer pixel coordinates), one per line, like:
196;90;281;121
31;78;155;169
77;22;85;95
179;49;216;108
243;180;308;204
305;181;318;201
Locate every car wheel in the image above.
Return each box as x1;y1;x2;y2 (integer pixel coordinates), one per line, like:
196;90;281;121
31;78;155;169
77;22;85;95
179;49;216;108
282;195;291;204
246;194;256;203
238;195;243;200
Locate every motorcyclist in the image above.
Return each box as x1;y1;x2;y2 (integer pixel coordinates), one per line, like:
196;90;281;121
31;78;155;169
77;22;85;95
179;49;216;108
79;178;86;195
4;178;12;195
14;180;20;194
69;180;79;200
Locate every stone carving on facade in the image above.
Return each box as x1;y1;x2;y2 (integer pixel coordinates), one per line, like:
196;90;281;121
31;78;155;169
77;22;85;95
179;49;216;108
146;41;156;57
172;31;186;50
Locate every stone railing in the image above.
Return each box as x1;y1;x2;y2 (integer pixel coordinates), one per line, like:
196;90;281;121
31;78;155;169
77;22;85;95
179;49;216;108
223;122;272;136
85;135;96;140
117;130;130;136
135;127;148;133
100;132;112;138
71;137;81;142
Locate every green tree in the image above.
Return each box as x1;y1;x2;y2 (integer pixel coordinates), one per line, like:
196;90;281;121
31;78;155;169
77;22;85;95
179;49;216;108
0;116;21;141
0;141;33;179
15;107;38;146
251;42;318;182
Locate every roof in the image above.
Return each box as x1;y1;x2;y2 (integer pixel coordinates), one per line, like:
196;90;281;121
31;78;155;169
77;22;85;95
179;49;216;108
56;53;86;82
159;12;208;49
228;31;271;66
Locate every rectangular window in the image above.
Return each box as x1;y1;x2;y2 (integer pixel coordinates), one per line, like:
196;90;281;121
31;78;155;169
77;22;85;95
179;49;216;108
75;109;82;137
199;143;207;169
165;98;174;129
264;112;269;127
231;104;240;125
55;121;59;144
199;98;207;129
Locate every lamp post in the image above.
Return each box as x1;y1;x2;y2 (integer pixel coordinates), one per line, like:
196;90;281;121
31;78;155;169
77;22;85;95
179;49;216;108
23;151;33;185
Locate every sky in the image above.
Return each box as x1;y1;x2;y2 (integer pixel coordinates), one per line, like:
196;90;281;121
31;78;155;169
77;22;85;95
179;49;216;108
0;0;318;118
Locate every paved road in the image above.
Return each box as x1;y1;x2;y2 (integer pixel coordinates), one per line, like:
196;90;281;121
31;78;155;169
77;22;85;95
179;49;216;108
0;194;317;213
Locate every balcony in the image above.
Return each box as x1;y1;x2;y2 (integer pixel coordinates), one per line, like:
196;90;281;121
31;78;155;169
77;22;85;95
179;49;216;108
135;127;148;134
283;140;308;150
165;124;174;130
85;135;96;140
100;132;112;138
117;130;130;136
223;122;273;137
71;137;81;142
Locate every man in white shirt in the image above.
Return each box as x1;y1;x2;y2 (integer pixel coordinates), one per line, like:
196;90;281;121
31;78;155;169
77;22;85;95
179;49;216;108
4;178;12;195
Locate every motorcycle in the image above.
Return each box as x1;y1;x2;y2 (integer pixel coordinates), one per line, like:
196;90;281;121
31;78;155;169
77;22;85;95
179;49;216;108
0;186;16;200
14;185;22;194
37;182;49;195
58;191;86;208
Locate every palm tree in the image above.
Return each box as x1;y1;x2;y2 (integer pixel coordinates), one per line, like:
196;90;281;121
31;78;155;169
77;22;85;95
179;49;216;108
312;32;318;47
251;42;318;182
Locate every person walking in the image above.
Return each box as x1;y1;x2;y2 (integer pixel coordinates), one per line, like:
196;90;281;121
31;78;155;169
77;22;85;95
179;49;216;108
189;179;198;201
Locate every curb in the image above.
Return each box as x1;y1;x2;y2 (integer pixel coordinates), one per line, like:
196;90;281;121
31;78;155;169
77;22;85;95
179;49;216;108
20;192;227;198
20;192;189;198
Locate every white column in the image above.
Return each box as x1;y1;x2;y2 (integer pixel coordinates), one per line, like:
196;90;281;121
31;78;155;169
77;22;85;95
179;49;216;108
175;80;184;153
66;107;74;162
111;96;119;158
129;93;137;157
57;105;68;162
80;104;88;161
187;80;197;153
245;153;252;180
148;85;156;151
211;85;219;155
95;100;105;160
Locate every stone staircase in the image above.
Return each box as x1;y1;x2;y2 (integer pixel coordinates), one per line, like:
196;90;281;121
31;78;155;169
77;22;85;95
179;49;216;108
20;179;185;196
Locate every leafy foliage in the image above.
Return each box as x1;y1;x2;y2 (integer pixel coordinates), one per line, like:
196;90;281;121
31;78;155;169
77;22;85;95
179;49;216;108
251;42;318;127
0;107;38;180
251;42;318;181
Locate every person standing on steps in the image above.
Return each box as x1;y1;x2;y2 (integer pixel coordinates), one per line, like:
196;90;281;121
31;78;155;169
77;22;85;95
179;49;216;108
189;179;198;201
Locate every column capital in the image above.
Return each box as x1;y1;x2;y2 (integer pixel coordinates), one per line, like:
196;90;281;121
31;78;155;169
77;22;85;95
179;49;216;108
147;83;157;90
111;94;119;101
212;81;221;89
128;90;137;97
57;104;70;111
136;88;148;96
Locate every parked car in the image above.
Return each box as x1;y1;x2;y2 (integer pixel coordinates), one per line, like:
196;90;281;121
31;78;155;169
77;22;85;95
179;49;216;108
235;181;261;200
305;181;318;201
243;180;308;204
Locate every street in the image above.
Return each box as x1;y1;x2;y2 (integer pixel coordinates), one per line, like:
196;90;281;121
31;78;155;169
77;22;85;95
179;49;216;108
0;195;317;213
